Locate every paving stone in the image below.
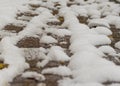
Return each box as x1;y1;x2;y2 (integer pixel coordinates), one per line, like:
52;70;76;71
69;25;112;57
17;37;40;48
4;24;25;33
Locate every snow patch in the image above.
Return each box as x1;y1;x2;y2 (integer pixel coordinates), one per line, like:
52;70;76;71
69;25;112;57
22;71;45;81
115;41;120;49
47;46;70;62
42;66;72;76
40;35;57;44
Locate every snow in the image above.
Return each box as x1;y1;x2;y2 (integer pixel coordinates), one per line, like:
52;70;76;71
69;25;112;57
70;42;104;56
0;37;29;85
42;66;72;76
80;34;111;45
59;5;120;86
39;47;47;54
28;0;42;5
47;46;70;62
105;15;120;28
0;0;29;29
45;28;71;37
98;45;116;55
40;35;57;44
88;19;110;28
54;29;71;37
87;8;101;18
58;78;104;86
68;51;114;70
22;48;48;60
72;66;120;83
116;0;120;2
109;84;120;86
115;41;120;49
0;30;16;38
70;5;88;17
37;83;46;86
22;71;45;81
37;59;49;68
18;7;53;37
91;26;112;36
0;0;120;86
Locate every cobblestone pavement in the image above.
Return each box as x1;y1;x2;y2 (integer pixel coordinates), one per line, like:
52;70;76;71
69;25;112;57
0;0;119;86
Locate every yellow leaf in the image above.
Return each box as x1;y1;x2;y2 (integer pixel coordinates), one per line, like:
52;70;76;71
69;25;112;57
60;61;65;65
58;16;64;22
108;35;114;40
0;63;8;69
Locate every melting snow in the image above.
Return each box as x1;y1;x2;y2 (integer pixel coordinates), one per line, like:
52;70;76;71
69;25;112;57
42;66;72;76
22;71;45;81
115;41;120;49
0;0;120;86
48;46;70;62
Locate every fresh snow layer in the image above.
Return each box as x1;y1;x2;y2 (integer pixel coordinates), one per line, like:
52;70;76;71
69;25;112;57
45;28;71;37
47;46;70;61
37;83;46;86
22;48;48;60
68;51;115;70
59;6;120;86
91;27;112;36
0;0;29;29
115;41;120;49
88;19;110;28
37;59;49;68
0;0;120;86
98;46;116;55
42;66;72;76
0;37;29;85
58;78;104;86
70;5;88;17
105;15;120;28
40;35;57;44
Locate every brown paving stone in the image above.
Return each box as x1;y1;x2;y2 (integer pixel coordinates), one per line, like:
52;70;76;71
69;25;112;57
4;24;25;33
10;1;72;86
25;59;41;73
67;2;80;7
40;43;52;49
52;9;59;15
17;37;40;48
103;81;120;85
57;36;71;49
77;16;88;24
43;61;69;69
103;25;120;65
44;61;60;68
10;1;120;86
29;4;40;9
11;76;38;86
47;21;61;26
17;12;38;17
103;55;120;65
110;25;120;48
43;74;62;86
54;2;61;7
69;0;75;2
27;59;38;68
65;49;73;57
